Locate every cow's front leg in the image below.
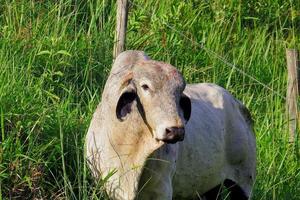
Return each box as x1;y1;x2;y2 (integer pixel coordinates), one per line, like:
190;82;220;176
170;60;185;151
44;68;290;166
136;176;173;200
136;145;177;200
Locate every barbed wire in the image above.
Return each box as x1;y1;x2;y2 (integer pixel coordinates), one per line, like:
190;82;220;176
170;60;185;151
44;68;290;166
128;0;286;100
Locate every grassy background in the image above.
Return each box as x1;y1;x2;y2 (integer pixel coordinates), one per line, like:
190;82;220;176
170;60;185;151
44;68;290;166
0;0;299;199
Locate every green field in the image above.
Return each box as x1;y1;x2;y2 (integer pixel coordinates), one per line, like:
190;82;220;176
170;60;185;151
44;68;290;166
0;0;299;199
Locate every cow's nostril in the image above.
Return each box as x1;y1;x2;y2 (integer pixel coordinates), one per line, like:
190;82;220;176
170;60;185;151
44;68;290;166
166;127;172;134
166;127;185;133
163;127;185;144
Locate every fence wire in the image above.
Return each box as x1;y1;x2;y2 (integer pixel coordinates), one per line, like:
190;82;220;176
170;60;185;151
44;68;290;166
127;0;286;100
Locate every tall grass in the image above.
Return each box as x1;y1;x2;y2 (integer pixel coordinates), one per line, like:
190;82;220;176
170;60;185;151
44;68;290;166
0;0;299;199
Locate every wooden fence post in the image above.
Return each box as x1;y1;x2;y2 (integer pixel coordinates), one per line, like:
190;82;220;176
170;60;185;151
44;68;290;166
113;0;129;59
286;49;299;143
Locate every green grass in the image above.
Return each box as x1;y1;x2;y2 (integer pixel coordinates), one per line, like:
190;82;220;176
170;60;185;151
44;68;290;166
0;0;299;199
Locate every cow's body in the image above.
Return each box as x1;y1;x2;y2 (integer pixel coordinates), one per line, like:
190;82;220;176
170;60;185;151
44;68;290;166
86;50;256;200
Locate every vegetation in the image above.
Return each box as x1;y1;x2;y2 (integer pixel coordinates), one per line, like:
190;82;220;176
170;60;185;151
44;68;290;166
0;0;299;199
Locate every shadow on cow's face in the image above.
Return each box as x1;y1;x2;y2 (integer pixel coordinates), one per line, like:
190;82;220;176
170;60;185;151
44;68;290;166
116;61;191;144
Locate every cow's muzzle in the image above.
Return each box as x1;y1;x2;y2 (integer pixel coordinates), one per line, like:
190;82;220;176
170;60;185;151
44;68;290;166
162;127;185;144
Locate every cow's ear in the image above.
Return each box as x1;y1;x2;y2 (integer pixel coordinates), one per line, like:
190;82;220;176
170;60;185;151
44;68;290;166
116;81;137;121
180;94;191;122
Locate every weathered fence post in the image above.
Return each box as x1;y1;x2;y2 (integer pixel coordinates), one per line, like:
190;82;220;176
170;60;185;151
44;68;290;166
286;49;299;143
113;0;129;59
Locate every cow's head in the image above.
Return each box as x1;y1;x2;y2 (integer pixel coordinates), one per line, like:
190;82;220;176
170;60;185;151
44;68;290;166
113;51;191;144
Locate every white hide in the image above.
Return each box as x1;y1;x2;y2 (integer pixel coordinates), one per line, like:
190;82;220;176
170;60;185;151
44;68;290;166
173;83;256;198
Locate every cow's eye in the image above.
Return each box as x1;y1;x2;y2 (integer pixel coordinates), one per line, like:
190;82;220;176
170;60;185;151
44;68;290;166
141;84;150;91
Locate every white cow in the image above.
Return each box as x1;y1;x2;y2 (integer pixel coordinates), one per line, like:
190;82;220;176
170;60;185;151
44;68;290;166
86;50;256;200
